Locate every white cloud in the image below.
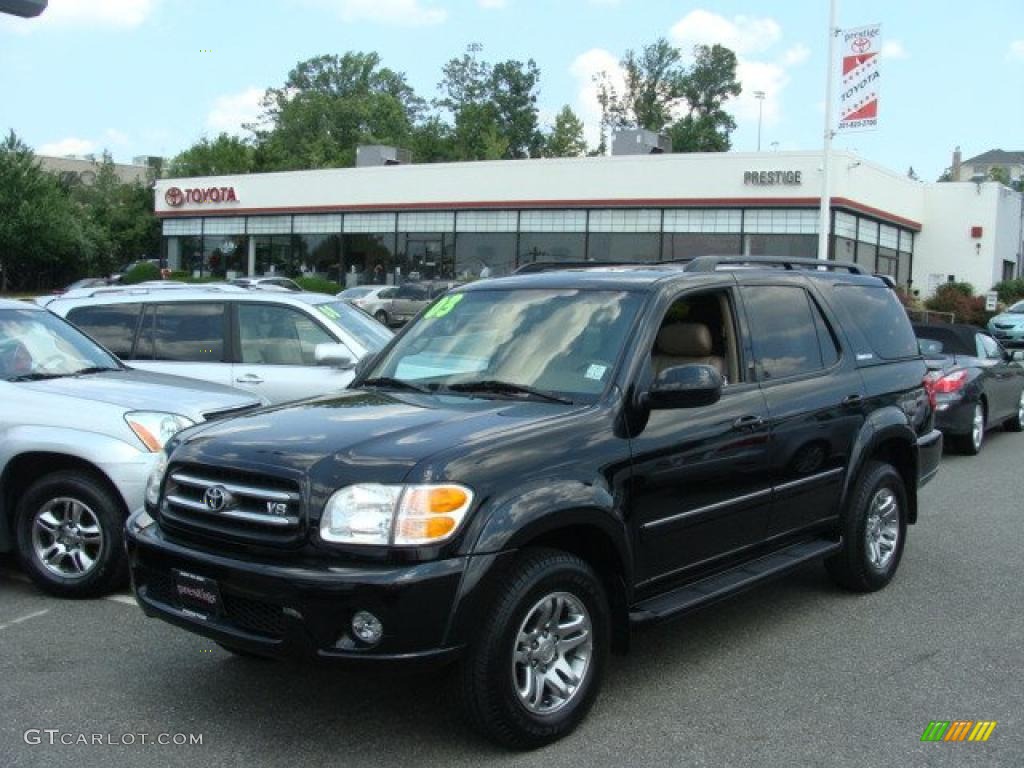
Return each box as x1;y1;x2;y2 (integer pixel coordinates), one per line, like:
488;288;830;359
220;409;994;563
477;0;506;7
41;0;155;27
206;87;266;136
781;44;810;67
38;137;97;157
302;0;446;25
1008;40;1024;61
104;128;129;146
670;10;782;56
569;47;623;147
881;40;909;59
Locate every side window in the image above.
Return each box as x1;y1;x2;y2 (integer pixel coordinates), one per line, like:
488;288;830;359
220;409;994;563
66;304;142;359
977;333;1002;360
379;287;397;299
829;284;918;361
238;304;337;366
810;297;841;368
148;303;226;363
651;290;741;385
741;286;823;380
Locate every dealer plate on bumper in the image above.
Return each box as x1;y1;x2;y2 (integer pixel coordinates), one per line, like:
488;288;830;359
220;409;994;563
172;569;223;619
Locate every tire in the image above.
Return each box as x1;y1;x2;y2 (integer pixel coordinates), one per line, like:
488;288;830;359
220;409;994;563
217;642;274;660
458;548;609;749
952;402;985;455
14;471;127;598
825;460;907;593
1004;390;1024;432
374;310;389;325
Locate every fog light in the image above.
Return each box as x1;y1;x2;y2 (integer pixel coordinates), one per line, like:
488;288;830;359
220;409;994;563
351;611;383;645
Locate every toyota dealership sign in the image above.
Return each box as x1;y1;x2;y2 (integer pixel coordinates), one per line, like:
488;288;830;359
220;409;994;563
164;185;239;207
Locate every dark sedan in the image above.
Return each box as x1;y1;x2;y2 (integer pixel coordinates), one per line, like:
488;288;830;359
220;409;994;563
915;323;1024;455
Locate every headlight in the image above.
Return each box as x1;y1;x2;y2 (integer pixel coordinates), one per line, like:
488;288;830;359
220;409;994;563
144;451;169;507
125;411;194;452
320;483;474;546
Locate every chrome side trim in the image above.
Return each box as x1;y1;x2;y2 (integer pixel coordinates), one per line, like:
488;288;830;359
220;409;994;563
170;472;299;503
165;495;297;527
643;488;772;530
773;467;844;494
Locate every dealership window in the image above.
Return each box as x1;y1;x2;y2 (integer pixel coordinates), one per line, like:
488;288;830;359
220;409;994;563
833;236;856;264
204;235;247;278
456;211;518;233
855;219;879;269
455;232;516;278
342;233;397;287
663;209;742;233
745;234;817;258
293;214;342;235
1004;260;1016;282
518;232;586;264
743;209;818;258
519;210;586;232
662;233;742;261
877;247;898;278
293;234;341;282
588;209;661;233
398;232;455;281
254;235;294;277
587;233;660;262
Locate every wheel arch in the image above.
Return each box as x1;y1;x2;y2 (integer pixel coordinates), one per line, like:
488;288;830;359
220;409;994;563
844;420;919;526
0;452;128;551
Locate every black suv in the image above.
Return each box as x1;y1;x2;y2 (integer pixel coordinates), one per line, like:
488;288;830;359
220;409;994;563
127;257;942;748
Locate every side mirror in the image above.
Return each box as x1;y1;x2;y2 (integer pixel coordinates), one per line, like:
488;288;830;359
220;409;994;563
314;343;353;369
645;364;723;409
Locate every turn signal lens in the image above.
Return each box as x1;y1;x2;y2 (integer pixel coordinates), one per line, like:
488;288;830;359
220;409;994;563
394;484;474;546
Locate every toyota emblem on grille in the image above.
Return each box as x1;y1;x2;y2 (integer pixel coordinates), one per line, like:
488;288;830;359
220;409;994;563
202;485;232;512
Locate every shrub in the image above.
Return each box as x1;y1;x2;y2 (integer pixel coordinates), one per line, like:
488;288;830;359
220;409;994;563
296;276;341;294
924;283;994;326
121;262;161;284
993;278;1024;305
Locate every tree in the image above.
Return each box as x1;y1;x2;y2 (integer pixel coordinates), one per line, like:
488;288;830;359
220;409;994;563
0;131;94;291
594;39;741;153
988;166;1011;186
252;52;424;170
167;134;258;177
490;59;543;158
543;106;588;157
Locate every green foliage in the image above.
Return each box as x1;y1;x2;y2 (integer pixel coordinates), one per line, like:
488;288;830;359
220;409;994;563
924;283;994;326
295;276;341;294
121;261;161;284
543;106;588;158
993;278;1024;305
988;166;1011;185
167;134;257;177
595;39;740;153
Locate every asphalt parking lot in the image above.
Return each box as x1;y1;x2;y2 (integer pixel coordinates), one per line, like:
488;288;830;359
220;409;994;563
2;435;1022;768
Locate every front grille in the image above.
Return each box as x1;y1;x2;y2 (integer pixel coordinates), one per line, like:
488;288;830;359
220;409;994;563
160;463;302;546
138;567;285;639
994;323;1016;330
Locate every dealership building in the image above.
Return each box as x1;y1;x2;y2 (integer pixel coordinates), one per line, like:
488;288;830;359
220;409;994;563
154;149;1024;296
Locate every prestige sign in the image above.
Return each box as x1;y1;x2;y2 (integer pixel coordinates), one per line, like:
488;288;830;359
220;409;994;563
743;170;803;186
164;186;239;207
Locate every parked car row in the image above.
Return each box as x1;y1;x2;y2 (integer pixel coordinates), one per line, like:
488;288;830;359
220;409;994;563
338;280;459;326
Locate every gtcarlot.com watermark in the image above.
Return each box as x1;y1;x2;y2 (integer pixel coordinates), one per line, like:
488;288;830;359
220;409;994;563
24;729;203;747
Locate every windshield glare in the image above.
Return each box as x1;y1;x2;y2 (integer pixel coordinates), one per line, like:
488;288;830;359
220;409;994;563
366;288;644;401
0;309;119;380
315;300;393;352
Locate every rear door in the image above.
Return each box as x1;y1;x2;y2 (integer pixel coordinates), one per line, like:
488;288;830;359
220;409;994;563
739;280;866;538
976;332;1017;420
132;302;232;387
232;302;354;403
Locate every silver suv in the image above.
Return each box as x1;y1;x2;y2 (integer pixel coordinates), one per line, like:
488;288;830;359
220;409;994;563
0;299;262;597
46;286;394;403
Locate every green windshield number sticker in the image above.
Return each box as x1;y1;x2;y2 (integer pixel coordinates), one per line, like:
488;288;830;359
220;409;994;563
318;305;341;320
425;293;464;319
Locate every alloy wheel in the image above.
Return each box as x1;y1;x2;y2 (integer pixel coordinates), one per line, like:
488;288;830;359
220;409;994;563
972;404;985;452
864;487;900;570
31;497;104;579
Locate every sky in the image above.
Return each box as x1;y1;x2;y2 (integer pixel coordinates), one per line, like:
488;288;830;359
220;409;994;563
1;0;1022;181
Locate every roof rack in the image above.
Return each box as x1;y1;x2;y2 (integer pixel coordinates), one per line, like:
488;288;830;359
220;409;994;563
81;283;248;298
683;256;863;274
513;260;648;274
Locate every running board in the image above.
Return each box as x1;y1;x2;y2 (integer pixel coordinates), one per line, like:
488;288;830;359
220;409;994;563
629;538;841;624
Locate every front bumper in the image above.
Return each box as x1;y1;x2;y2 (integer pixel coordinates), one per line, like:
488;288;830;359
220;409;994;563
127;518;468;663
989;327;1024;348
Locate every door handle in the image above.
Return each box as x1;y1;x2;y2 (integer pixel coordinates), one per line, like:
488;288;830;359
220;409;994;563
732;415;765;431
841;394;864;407
235;375;264;384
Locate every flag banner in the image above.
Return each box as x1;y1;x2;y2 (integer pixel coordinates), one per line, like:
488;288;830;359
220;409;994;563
836;23;881;133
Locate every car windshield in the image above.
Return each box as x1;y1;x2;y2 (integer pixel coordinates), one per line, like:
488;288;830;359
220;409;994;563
0;308;120;381
338;287;373;299
363;288;645;402
1007;301;1024;314
313;300;393;352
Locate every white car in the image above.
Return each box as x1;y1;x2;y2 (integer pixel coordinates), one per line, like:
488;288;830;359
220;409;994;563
0;298;262;597
47;286;393;403
337;285;397;323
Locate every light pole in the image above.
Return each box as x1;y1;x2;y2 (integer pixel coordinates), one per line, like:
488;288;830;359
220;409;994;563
754;91;766;151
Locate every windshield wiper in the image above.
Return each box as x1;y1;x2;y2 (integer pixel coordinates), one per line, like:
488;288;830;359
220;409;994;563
72;366;121;376
7;372;71;382
445;380;574;405
360;376;432;394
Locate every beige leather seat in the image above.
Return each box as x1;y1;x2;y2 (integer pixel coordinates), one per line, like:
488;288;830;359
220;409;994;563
652;322;725;377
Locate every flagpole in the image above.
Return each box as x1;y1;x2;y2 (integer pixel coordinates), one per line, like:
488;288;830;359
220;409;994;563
818;0;838;261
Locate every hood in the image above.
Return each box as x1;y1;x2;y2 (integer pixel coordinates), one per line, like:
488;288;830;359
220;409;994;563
172;389;578;484
23;368;261;421
990;312;1024;326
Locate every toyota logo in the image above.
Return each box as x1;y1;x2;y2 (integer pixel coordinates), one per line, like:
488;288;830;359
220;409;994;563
165;186;185;207
202;485;232;512
851;36;871;54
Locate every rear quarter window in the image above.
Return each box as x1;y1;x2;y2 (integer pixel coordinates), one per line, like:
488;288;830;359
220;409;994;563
829;284;918;361
66;303;142;358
